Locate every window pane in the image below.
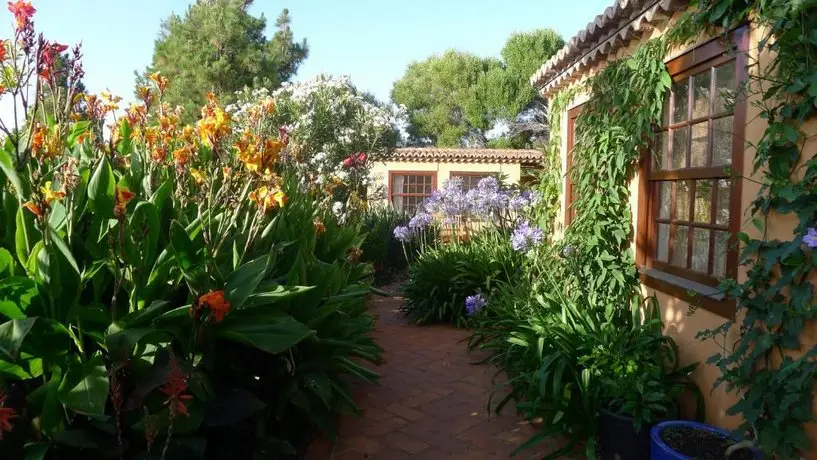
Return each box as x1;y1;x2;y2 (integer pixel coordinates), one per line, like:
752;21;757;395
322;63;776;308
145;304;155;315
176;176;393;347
715;61;737;113
692;228;711;273
657;223;669;262
713;230;730;276
671;126;689;170
690;121;709;167
672;225;689;267
662;93;670;126
694;180;713;223
654;131;669;171
659;181;671;219
712;116;734;166
716;179;730;226
692;70;711;119
672;79;689;123
676;180;690;221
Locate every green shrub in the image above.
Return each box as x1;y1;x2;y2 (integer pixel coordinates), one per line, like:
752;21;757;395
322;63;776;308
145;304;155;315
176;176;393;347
400;230;522;326
468;248;700;458
359;207;410;284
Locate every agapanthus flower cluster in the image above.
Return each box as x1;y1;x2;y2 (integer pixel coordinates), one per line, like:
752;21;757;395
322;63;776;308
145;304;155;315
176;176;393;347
465;293;487;316
804;227;817;248
511;219;545;252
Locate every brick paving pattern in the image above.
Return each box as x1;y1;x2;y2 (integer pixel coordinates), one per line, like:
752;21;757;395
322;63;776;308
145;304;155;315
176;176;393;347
323;285;565;459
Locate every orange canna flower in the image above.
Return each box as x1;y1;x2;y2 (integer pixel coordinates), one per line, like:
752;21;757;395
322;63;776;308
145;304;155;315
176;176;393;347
193;290;231;323
172;145;192;167
313;218;326;235
30;124;45;157
249;186;287;213
136;86;154;106
114;185;135;216
40;181;66;203
271;190;287;208
7;0;34;29
261;98;275;114
0;391;18;440
22;201;42;217
0;40;7;62
148;72;169;94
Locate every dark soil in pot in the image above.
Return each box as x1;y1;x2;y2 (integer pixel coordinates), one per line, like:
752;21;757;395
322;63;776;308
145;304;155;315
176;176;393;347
660;426;755;460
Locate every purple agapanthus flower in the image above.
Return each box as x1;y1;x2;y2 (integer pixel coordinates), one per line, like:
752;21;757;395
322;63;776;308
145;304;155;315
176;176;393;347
804;227;817;248
465;293;487;316
522;190;541;205
508;194;530;211
409;212;432;230
511;219;544;252
393;226;412;243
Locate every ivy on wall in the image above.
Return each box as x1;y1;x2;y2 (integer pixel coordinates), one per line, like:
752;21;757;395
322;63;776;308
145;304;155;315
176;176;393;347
560;37;672;313
545;0;817;455
689;1;817;457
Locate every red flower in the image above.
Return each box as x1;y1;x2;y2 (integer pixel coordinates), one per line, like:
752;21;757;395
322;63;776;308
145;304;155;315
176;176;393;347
38;42;68;81
22;201;42;217
114;185;135;216
190;290;231;323
278;126;289;146
342;152;367;169
0;391;18;439
160;357;193;417
7;0;35;29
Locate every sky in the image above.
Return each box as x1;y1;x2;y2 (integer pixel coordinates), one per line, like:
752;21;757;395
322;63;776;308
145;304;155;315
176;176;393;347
3;0;612;111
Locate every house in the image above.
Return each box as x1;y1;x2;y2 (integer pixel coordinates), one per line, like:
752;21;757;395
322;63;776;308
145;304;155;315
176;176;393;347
534;0;817;445
370;147;542;213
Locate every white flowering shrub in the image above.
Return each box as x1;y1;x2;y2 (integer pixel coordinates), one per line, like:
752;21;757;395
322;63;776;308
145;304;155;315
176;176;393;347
228;74;405;217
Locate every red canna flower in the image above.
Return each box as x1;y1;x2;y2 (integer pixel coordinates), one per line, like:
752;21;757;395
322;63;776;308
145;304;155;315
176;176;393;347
160;356;193;417
0;391;18;439
22;201;42;217
114;185;135;217
191;290;231;323
0;40;7;62
7;0;35;30
342;152;367;169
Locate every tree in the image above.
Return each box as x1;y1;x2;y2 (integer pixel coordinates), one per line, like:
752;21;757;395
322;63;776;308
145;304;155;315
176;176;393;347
139;0;308;120
391;50;500;147
391;29;564;148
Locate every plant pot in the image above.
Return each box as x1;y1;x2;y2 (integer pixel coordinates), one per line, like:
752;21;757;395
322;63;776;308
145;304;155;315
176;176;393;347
597;408;653;460
650;421;763;460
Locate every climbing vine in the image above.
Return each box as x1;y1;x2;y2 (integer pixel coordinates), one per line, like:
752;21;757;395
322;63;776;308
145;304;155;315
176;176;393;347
562;37;672;313
549;0;817;455
688;1;817;457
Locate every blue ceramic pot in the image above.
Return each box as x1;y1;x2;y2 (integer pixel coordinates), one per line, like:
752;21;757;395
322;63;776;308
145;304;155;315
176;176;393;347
650;421;762;460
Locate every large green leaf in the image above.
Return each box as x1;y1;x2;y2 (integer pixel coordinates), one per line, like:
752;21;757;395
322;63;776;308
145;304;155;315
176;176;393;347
0;317;37;360
203;388;266;427
87;156;115;217
224;255;269;310
0;247;16;278
15;206;40;269
0;276;40;319
105;323;169;358
170;220;197;271
241;284;314;310
47;225;80;276
0;144;24;197
214;315;313;355
58;355;109;416
128;202;160;268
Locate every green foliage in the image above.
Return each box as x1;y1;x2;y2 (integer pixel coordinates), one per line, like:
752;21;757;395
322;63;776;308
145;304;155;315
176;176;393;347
563;37;671;309
358;206;411;284
401;230;522;326
686;1;817;457
391;29;562;147
141;0;308;119
468;248;700;458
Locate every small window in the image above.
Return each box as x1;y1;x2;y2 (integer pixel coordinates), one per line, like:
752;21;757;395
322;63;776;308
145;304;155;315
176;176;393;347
641;28;746;292
389;172;436;214
450;172;497;191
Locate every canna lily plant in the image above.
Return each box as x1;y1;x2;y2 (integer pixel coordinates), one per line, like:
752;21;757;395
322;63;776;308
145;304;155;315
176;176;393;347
0;3;381;459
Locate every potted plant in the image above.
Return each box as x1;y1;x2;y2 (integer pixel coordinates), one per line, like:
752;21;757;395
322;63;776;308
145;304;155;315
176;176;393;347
585;297;703;460
651;421;763;459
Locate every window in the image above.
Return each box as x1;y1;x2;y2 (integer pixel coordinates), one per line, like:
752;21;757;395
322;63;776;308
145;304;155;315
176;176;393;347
450;172;497;191
389;172;436;214
639;28;747;310
565;105;583;226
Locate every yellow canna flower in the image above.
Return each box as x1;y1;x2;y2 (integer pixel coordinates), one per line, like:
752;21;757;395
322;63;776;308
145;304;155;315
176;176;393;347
189;168;205;184
40;181;66;203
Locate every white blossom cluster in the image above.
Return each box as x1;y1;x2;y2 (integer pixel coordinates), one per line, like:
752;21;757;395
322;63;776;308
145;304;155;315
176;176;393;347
228;74;406;213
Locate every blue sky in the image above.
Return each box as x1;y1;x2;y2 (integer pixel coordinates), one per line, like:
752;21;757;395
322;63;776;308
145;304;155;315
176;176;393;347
9;0;611;105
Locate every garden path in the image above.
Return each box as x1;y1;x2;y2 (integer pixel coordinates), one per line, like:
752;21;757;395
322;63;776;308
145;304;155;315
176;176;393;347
315;283;566;459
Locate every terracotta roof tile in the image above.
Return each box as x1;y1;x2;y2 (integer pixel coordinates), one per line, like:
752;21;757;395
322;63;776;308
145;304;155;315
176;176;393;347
388;147;542;164
530;0;687;95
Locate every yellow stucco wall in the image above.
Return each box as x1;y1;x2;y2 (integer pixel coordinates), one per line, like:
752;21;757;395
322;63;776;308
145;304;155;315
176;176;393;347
546;13;817;446
369;160;522;208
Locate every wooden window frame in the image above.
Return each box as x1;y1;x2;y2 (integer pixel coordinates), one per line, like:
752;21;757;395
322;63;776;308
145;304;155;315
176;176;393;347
388;171;438;213
565;104;583;226
636;26;749;318
449;171;498;190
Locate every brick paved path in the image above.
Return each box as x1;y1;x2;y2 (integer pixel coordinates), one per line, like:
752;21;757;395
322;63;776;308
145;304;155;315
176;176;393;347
326;287;562;460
